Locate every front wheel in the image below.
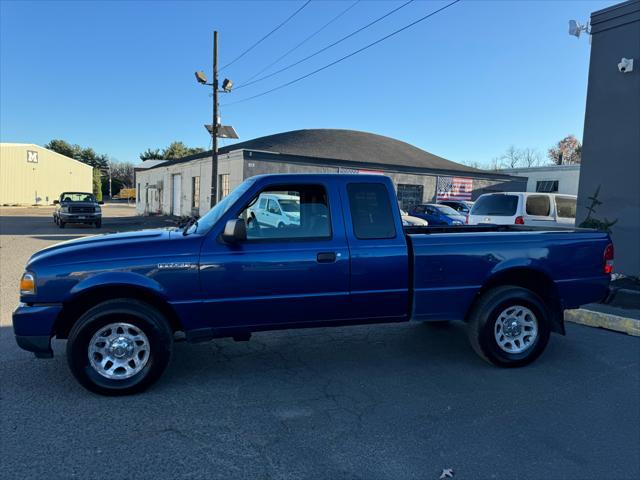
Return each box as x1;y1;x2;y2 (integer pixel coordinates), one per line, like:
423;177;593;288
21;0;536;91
66;299;173;395
467;286;550;367
95;220;102;228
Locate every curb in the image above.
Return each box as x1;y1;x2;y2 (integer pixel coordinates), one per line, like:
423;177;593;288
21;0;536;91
565;309;640;337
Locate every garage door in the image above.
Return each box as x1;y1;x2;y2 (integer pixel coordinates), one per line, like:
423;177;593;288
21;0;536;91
172;174;181;216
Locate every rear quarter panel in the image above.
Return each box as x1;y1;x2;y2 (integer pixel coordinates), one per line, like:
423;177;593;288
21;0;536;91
409;230;610;321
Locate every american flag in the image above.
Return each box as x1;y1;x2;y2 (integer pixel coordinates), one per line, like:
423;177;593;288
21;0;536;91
436;176;473;201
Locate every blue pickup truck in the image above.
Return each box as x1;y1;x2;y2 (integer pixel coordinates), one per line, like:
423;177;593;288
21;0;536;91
13;174;613;395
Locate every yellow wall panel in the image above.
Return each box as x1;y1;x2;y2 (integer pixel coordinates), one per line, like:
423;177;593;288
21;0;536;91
0;144;93;205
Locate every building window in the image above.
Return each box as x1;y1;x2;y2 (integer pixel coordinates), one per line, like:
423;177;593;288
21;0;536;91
191;176;200;208
219;174;230;199
396;184;424;210
536;180;559;193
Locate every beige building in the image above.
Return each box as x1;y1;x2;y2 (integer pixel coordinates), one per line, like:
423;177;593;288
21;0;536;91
0;143;93;205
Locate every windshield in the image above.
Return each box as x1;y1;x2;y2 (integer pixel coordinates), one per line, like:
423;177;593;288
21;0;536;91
471;194;519;216
279;199;300;213
61;193;95;202
433;204;463;216
185;177;257;234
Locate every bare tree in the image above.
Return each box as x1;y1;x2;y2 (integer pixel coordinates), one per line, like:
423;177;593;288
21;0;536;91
520;147;542;167
501;146;519;168
496;146;542;169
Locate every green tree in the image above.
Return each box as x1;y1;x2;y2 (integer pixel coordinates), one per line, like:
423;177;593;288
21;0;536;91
138;142;205;161
45;139;80;159
45;139;109;168
139;148;163;161
93;168;103;201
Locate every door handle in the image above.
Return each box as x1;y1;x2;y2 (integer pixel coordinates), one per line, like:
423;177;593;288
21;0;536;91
316;252;337;263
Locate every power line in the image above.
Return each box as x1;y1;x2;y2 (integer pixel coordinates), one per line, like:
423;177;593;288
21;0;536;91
241;0;361;85
234;0;415;91
220;0;312;72
223;0;461;107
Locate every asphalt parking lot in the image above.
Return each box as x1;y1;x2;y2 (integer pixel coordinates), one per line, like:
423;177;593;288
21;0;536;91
1;208;639;480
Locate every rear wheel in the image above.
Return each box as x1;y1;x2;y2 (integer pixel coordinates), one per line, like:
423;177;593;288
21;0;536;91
467;286;550;367
66;299;173;395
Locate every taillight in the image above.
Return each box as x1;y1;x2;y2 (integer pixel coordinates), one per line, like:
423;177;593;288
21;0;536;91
515;216;525;225
603;243;614;274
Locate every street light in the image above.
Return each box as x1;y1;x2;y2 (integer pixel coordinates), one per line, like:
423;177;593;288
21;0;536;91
568;20;589;38
195;71;208;84
221;78;233;92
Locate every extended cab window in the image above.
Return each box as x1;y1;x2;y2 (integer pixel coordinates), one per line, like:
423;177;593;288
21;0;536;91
240;185;330;240
526;195;551;216
347;183;396;239
556;196;576;218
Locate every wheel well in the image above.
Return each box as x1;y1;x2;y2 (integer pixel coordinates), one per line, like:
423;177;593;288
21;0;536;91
470;268;565;334
55;285;183;339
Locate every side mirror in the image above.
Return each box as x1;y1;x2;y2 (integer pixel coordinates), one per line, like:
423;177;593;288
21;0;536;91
53;200;60;205
98;201;104;205
221;218;247;243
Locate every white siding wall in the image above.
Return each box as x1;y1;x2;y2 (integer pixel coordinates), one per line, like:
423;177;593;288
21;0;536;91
500;166;580;195
136;157;212;216
135;152;247;216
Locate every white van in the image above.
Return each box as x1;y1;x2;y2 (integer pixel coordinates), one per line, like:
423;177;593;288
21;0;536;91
249;193;301;228
467;192;577;227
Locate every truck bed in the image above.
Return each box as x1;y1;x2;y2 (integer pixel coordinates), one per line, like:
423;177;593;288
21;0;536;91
405;227;611;322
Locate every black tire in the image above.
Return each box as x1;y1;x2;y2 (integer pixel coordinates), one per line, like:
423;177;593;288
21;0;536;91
467;286;550;368
66;299;173;396
95;220;102;228
59;221;65;229
277;222;285;229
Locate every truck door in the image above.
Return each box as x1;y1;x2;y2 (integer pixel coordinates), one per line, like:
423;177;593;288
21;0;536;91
198;181;351;327
341;180;410;321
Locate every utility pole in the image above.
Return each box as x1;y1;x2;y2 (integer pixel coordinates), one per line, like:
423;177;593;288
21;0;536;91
196;31;236;209
210;30;219;208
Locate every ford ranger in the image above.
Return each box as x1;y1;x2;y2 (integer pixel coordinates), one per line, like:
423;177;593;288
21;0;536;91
13;174;613;395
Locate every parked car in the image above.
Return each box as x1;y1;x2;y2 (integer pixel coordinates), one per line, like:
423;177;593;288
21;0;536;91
53;192;103;228
438;200;474;215
15;174;612;395
249;193;300;228
400;209;428;227
409;203;466;225
467;193;577;227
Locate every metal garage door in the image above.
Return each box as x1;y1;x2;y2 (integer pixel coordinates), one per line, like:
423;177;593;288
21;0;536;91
172;174;181;216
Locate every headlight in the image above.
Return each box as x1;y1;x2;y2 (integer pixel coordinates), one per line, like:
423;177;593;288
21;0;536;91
20;272;36;295
60;206;69;212
94;206;101;212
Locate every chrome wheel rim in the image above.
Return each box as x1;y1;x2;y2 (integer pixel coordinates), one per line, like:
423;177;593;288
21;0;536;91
494;305;538;354
88;323;150;380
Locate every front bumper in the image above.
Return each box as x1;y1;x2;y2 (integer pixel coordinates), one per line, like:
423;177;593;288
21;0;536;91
12;303;62;358
59;212;101;222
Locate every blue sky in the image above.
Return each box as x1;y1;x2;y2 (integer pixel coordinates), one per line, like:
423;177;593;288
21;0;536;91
0;0;613;166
